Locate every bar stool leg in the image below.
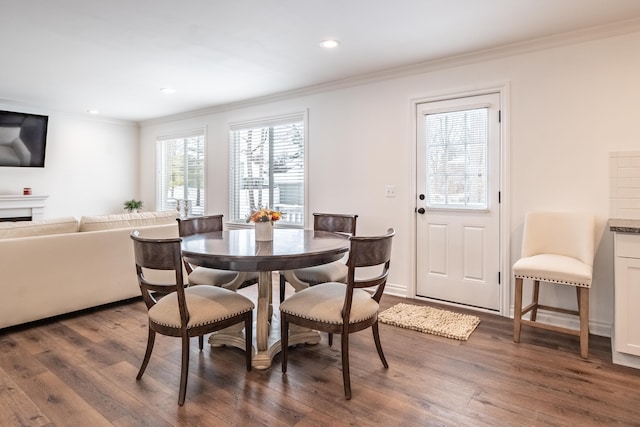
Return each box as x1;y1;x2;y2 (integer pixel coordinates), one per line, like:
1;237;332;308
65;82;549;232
513;277;524;342
530;280;540;321
578;286;590;358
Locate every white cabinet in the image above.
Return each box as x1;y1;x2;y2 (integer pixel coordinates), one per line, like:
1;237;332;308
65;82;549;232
613;231;640;368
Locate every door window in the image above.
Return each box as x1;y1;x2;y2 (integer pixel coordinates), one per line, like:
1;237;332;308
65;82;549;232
425;107;488;209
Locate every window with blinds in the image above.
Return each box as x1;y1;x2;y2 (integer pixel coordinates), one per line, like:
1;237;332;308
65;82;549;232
156;131;206;216
229;113;306;226
425;107;488;209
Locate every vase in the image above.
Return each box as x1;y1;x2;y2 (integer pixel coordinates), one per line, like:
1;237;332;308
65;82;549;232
254;221;274;241
176;199;191;218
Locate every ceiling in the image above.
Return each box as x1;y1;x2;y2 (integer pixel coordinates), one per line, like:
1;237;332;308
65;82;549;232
2;0;640;123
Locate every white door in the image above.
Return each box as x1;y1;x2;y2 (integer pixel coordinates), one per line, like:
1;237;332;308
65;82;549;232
416;93;501;311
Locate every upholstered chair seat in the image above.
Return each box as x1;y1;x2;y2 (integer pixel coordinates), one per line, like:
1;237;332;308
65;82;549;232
513;254;593;286
186;268;240;287
280;282;379;325
289;262;348;286
149;285;255;329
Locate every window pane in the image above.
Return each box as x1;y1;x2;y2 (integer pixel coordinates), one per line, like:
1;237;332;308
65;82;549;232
425;108;488;209
230;114;305;226
157;133;205;216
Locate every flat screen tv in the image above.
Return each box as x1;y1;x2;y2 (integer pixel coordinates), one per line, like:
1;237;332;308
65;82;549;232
0;110;48;167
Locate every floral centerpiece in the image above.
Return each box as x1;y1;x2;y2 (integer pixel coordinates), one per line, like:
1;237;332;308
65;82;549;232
247;208;281;241
246;208;281;225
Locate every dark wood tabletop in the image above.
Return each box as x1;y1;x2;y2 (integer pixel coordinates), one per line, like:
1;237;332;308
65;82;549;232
180;228;350;272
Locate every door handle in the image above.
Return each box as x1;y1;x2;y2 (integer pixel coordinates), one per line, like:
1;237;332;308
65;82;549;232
416;207;425;214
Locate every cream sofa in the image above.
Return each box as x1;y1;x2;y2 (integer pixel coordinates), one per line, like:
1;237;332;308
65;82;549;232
0;211;179;329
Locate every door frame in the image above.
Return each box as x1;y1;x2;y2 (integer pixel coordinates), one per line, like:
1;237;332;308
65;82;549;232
408;83;511;316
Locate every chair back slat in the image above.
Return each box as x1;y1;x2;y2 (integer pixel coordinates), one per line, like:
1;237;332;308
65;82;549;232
132;233;183;271
348;231;394;268
176;214;224;275
313;213;358;235
130;231;187;316
177;214;224;237
344;228;395;309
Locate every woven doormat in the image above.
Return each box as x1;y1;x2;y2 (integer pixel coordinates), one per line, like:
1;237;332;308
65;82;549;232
379;303;480;341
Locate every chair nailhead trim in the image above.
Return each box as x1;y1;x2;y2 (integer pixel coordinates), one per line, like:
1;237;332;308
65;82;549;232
280;311;375;325
514;274;591;288
153;308;253;329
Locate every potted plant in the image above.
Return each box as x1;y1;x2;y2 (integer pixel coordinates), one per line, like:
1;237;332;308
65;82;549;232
123;199;143;213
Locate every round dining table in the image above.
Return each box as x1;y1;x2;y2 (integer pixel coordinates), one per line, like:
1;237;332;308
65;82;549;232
181;227;350;369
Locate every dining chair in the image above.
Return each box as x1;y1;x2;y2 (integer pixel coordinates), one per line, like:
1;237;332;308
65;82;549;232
177;214;258;290
279;213;358;303
130;231;254;405
512;212;595;358
280;228;395;400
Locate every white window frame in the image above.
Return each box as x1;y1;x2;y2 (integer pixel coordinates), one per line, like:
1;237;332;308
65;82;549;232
228;111;307;227
156;129;206;216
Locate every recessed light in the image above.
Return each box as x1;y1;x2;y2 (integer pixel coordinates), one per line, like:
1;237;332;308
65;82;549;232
160;87;176;94
87;109;99;115
319;39;340;49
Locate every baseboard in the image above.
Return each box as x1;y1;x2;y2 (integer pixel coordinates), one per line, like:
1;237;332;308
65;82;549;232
383;282;407;297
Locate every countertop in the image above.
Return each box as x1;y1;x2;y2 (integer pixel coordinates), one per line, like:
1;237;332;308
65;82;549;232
609;219;640;233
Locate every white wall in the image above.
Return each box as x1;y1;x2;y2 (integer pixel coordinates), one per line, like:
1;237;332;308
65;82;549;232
0;105;139;218
139;29;640;335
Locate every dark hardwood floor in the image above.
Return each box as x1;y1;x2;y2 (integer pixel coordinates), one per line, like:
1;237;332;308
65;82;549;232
2;282;640;426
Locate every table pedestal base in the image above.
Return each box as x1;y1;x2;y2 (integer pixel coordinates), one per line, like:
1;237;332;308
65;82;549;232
208;318;320;370
208;271;321;370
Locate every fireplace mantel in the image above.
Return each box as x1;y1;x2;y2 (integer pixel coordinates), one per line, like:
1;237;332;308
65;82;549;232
0;195;48;220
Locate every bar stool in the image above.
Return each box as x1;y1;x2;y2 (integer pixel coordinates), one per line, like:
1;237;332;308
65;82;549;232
513;211;595;358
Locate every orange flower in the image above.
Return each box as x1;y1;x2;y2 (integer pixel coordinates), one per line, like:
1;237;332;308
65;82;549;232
246;208;282;224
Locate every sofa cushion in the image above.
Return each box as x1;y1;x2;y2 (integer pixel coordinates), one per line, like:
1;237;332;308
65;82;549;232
79;211;178;232
0;217;79;239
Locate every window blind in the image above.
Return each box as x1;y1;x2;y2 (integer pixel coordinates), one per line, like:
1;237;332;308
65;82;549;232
229;113;305;226
156;131;206;216
425;107;488;209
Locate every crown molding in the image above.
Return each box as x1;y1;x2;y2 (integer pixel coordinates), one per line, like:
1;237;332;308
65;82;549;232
140;17;640;127
0;98;137;127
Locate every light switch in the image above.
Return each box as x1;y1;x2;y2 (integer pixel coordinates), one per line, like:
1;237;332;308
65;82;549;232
385;185;396;198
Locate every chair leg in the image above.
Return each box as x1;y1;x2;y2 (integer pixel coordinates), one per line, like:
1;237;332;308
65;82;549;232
178;334;190;406
531;280;540;321
328;333;333;347
372;321;388;368
281;314;289;374
137;327;156;380
341;330;352;400
245;312;253;371
513;278;524;343
198;335;204;350
279;273;287;304
578;287;590;358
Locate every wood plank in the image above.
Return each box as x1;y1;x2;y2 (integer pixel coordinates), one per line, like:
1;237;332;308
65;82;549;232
13;371;111;427
1;293;640;426
0;367;52;427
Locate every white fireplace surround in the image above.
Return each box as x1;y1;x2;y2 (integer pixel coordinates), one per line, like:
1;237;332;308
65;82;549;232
0;195;48;220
